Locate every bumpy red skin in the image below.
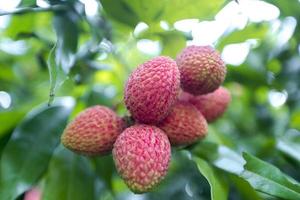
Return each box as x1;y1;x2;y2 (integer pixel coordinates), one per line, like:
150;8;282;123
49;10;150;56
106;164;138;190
124;56;180;124
185;87;231;122
24;188;41;200
176;45;226;95
61;106;124;156
158;101;208;145
113;124;171;193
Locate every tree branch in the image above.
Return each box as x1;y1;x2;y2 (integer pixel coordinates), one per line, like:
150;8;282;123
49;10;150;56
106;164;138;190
0;5;67;16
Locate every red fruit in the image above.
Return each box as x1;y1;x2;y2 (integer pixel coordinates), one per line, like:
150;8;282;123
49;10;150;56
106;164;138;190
61;106;124;155
188;87;231;122
24;188;41;200
176;45;226;95
178;89;194;102
113;124;171;193
158;101;208;145
124;56;180;124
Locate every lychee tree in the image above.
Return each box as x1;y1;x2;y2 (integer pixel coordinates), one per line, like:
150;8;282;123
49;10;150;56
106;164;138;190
1;0;300;200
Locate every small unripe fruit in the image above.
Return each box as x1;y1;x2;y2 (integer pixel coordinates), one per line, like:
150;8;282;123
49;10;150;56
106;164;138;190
113;124;171;193
176;45;226;95
158;101;208;145
188;87;231;122
124;56;180;124
61;106;124;155
24;188;41;200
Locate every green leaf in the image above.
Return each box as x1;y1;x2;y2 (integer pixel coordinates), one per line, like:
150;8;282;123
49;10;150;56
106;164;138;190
20;0;36;6
192;141;245;174
0;97;75;200
101;0;139;27
0;110;25;138
123;0;165;24
229;174;263;200
102;0;224;26
0;134;12;157
217;24;269;50
53;12;78;73
192;142;300;199
5;14;35;38
47;45;68;106
193;157;228;200
277;130;300;163
47;12;78;105
162;0;225;23
160;32;186;58
42;147;95;200
240;152;300;200
93;155;115;192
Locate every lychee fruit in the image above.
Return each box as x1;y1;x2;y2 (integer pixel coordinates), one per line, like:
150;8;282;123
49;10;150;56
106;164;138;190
124;56;180;124
61;105;124;155
188;87;231;122
158;101;208;145
24;188;41;200
113;124;171;193
176;45;226;95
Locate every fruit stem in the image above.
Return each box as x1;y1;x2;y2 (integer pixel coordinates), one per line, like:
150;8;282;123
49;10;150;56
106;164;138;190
122;115;135;128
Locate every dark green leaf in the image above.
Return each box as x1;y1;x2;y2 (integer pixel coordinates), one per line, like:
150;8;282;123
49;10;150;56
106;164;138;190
53;12;78;73
0;97;74;200
43;147;95;200
192;141;245;174
93;155;115;192
229;174;263;200
240;152;300;200
101;0;139;27
277;130;300;163
193;157;228;200
47;11;79;104
0;134;12;157
193;142;300;199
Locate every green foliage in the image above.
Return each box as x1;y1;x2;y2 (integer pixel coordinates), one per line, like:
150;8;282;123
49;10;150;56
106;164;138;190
241;152;300;200
43;147;96;200
193;157;228;200
162;0;224;23
0;98;74;200
0;0;300;199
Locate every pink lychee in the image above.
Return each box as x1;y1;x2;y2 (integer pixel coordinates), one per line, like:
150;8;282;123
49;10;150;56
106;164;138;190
61;105;124;155
158;101;208;145
176;45;226;95
186;87;231;122
124;56;180;124
24;188;41;200
113;124;171;193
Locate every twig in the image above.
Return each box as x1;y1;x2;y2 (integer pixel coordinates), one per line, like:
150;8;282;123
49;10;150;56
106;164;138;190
0;5;67;16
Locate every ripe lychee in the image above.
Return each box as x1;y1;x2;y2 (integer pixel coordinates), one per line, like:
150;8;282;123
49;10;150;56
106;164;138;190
24;188;41;200
124;56;180;124
176;45;226;95
158;101;208;145
188;87;231;122
61;105;124;155
113;124;171;193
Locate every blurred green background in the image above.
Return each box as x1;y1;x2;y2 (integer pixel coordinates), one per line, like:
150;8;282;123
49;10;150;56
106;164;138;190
1;0;300;200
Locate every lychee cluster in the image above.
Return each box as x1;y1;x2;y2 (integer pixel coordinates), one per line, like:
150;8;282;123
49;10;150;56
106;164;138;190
60;45;231;194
